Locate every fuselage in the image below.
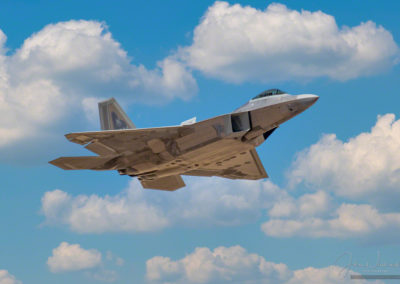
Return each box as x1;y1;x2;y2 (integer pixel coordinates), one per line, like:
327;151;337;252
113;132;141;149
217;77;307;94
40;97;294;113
130;90;318;181
50;89;319;190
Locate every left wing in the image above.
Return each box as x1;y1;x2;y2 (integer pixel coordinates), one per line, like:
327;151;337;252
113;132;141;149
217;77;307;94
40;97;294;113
183;148;267;180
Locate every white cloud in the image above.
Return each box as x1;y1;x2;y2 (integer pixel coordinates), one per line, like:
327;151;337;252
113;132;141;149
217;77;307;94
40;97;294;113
268;191;332;218
41;187;170;233
10;21;196;100
179;2;399;83
81;97;104;125
262;203;400;239
289;114;400;209
146;245;376;284
0;270;21;284
42;178;400;241
0;20;196;151
261;113;400;240
41;178;288;233
47;242;102;273
146;245;291;283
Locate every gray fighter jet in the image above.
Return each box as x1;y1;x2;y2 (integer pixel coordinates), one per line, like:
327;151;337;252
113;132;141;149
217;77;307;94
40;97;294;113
50;89;318;191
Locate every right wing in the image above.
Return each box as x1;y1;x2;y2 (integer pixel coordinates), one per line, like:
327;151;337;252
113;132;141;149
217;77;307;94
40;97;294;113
183;148;267;180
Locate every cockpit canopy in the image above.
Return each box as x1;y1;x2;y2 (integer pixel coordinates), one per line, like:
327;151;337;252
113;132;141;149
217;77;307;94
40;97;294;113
251;89;286;100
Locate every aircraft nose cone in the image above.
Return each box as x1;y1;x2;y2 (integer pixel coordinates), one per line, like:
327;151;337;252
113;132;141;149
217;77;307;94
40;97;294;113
297;94;319;109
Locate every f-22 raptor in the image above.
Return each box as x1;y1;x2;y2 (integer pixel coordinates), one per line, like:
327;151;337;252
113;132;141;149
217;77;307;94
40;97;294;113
50;89;318;191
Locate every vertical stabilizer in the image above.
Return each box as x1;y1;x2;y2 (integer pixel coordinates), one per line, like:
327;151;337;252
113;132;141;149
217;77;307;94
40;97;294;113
98;98;136;130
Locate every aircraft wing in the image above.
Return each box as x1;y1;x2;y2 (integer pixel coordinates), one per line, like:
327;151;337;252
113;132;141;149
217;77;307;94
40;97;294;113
183;148;268;180
65;126;189;155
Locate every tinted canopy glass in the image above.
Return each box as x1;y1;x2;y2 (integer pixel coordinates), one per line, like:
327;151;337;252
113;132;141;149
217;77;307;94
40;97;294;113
251;89;285;100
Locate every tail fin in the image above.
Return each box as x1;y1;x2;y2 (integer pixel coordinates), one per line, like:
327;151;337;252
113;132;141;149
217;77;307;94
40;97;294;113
98;98;135;130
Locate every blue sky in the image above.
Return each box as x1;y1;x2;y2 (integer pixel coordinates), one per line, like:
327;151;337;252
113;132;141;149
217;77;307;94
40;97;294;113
0;0;399;283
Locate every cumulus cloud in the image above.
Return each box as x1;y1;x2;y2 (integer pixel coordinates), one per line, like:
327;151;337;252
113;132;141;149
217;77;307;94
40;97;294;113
289;114;400;209
0;270;21;284
179;2;399;83
41;187;170;233
260;113;400;240
146;245;375;284
41;176;400;241
268;190;332;218
262;203;400;239
0;20;196;151
47;242;102;273
146;245;291;283
41;178;288;233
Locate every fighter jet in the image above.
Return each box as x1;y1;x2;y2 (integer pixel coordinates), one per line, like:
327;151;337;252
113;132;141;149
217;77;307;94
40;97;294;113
50;89;318;191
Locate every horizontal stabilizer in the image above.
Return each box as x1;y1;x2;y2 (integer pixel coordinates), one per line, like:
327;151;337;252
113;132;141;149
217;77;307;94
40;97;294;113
49;156;118;170
140;175;185;191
